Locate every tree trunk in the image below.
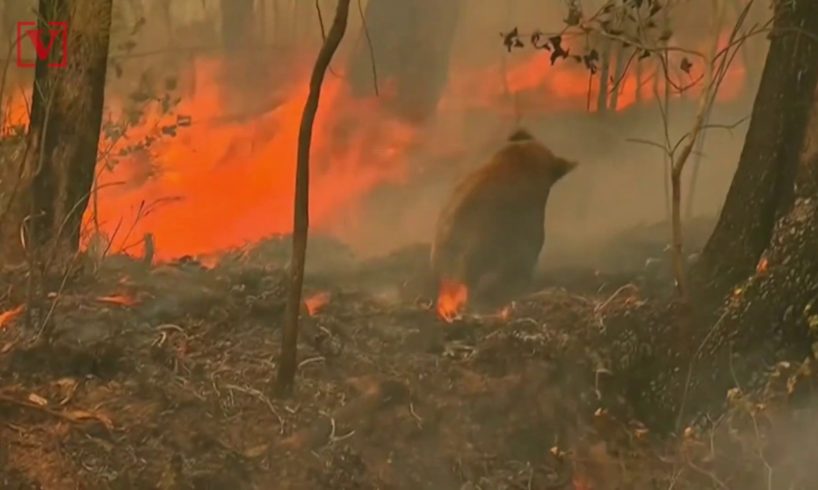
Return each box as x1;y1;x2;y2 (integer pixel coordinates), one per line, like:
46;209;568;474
674;0;818;419
276;0;351;395
346;0;462;123
0;0;114;268
218;0;276;120
608;44;626;111
691;0;818;300
635;56;643;105
220;0;255;50
596;40;611;114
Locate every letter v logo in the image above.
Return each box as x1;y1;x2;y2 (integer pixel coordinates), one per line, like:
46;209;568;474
16;21;69;68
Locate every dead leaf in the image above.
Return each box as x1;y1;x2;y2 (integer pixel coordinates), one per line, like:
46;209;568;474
66;410;114;430
243;444;269;459
54;378;79;406
27;393;49;406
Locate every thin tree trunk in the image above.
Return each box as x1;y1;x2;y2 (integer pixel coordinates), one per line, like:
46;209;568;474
692;0;818;300
684;132;707;219
658;6;672;223
276;0;351;395
634;53;643;105
661;59;671;224
685;0;728;220
271;0;279;43
159;0;173;48
734;0;765;96
596;40;611;114
608;44;625;111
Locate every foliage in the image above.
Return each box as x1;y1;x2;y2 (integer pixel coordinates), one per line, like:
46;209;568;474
99;15;189;172
501;0;697;91
98;71;189;171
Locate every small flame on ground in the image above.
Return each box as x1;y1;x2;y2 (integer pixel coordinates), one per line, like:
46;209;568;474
198;254;220;269
572;475;592;490
304;291;331;316
756;256;769;275
436;279;468;323
95;294;138;306
0;305;24;329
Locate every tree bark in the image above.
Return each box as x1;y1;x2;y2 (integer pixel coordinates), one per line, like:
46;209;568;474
692;0;818;300
608;44;625;111
0;0;114;267
680;86;818;425
276;0;351;395
661;0;818;423
220;0;255;50
346;0;462;123
596;40;611;114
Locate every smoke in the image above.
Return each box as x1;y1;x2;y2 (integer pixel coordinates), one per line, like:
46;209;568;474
324;0;764;269
39;0;766;266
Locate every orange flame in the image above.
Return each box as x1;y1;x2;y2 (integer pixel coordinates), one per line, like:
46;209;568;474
95;294;138;306
0;32;749;262
436;279;468;323
756;256;769;275
573;475;592;490
0;305;25;329
304;291;331;316
497;305;512;321
86;57;418;260
446;30;746;116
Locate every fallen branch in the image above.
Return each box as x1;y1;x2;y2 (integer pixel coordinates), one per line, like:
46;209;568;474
0;392;114;429
277;376;410;451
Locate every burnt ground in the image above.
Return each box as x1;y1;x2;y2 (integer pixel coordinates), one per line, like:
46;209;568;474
1;222;817;490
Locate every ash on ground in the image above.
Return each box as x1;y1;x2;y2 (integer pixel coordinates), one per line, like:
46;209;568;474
1;222;816;490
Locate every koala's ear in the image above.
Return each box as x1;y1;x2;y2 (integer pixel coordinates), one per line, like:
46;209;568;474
552;158;578;181
508;128;534;142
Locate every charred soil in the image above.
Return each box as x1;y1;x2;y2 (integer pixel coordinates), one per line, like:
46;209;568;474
0;229;816;490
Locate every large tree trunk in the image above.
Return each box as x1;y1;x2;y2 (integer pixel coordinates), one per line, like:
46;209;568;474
670;0;818;420
346;0;462;123
691;0;818;300
583;0;818;432
0;0;114;267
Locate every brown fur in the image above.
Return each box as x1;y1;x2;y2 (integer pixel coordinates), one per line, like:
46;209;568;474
431;129;578;307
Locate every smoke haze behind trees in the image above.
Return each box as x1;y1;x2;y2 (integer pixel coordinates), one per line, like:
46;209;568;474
1;0;769;265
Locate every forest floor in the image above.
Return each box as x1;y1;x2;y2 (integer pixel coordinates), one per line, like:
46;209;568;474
1;220;817;490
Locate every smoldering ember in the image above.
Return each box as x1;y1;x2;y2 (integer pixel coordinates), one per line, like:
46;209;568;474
1;0;817;489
